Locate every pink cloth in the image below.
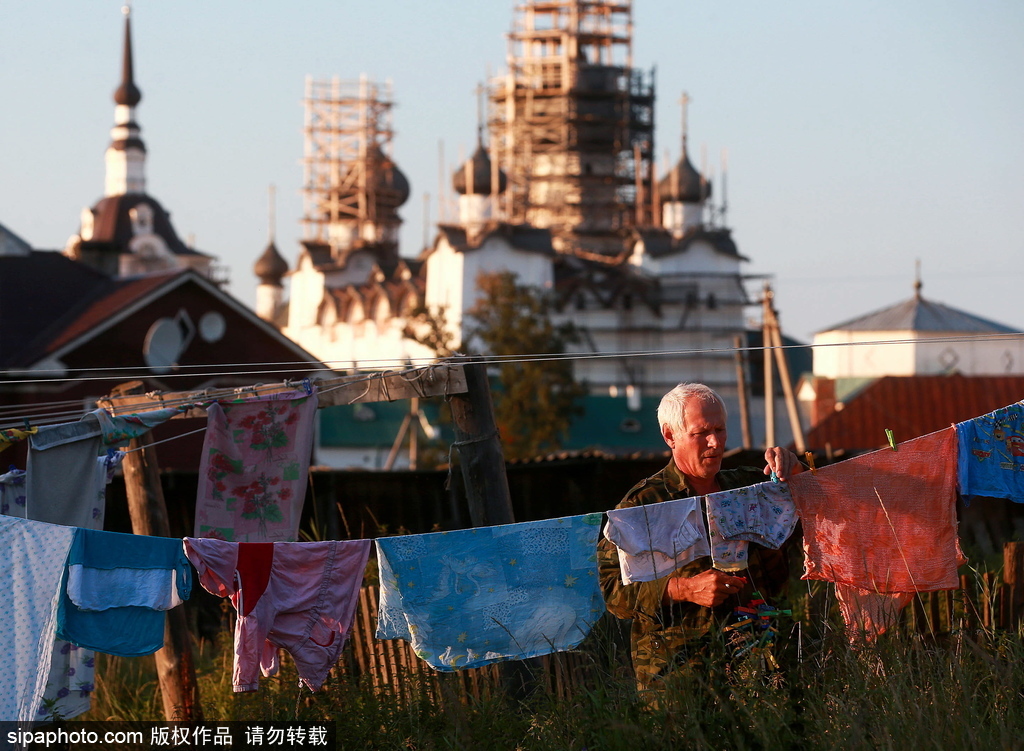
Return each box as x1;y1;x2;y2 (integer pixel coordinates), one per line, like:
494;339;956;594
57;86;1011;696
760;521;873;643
789;429;963;593
195;390;317;542
183;537;370;693
834;585;914;642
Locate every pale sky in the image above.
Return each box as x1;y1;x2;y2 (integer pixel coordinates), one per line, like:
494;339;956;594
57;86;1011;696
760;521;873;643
2;1;1022;342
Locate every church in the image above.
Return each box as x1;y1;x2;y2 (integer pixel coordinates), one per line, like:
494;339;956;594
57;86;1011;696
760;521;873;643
259;1;758;458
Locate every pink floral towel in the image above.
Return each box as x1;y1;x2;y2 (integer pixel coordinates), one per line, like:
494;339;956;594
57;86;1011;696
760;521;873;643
195;390;318;542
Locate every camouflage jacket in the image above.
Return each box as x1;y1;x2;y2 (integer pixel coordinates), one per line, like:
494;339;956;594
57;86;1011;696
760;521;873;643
597;460;793;690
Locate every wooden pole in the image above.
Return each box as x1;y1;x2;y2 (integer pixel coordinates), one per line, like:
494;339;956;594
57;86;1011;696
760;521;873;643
445;359;536;695
767;306;806;453
446;359;514;527
111;381;203;722
733;334;753;450
762;284;775;447
1004;541;1024;629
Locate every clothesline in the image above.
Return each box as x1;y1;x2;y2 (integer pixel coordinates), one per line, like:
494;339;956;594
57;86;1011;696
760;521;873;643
0;364;466;431
2;330;1022;388
2;400;1022;719
4;330;1024;429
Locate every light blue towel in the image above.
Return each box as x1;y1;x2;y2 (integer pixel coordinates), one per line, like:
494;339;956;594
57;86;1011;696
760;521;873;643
956;402;1024;504
376;513;604;671
56;529;192;657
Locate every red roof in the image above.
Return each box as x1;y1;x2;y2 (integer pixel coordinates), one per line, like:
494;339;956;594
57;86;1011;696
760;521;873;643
806;374;1024;453
45;271;181;353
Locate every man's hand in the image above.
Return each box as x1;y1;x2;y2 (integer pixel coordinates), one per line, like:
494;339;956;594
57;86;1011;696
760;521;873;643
665;569;747;608
763;446;803;482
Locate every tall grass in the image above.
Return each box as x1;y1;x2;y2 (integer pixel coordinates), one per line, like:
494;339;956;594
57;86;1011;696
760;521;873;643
80;614;1024;750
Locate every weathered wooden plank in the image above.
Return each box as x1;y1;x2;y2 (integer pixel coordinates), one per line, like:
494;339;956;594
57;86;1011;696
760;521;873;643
99;363;468;416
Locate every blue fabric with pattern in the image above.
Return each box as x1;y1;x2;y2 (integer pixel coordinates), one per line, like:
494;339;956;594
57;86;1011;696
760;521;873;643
376;513;604;671
957;402;1024;504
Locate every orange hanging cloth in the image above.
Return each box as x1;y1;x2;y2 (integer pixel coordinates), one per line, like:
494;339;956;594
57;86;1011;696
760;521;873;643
789;428;963;593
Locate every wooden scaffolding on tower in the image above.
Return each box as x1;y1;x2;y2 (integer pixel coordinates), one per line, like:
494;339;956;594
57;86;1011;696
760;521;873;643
488;0;655;258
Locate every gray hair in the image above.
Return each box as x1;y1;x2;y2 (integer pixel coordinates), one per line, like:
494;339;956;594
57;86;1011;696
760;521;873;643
657;383;727;436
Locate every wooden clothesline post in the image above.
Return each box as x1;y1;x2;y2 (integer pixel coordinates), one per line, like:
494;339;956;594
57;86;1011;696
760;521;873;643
111;380;203;722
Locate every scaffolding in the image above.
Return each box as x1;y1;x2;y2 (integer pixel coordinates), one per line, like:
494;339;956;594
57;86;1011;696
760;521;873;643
300;76;405;259
488;0;655;257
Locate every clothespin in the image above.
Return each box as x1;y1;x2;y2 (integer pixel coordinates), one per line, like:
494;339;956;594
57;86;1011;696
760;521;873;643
885;428;898;451
301;377;313;396
804;451;817;474
770;469;780;483
22;418;31;431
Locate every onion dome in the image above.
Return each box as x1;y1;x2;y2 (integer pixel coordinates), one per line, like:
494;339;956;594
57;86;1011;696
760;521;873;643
368;145;411;209
254;240;288;285
659;152;711;204
452;143;508;196
113;9;142;107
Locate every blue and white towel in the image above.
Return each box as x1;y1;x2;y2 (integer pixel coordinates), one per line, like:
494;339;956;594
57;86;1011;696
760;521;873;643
376;513;604;671
57;529;192;657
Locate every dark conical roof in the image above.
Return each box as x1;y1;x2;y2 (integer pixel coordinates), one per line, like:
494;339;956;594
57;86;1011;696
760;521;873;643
659;152;710;204
452;143;507;196
254;240;288;284
113;10;142;107
368;145;410;209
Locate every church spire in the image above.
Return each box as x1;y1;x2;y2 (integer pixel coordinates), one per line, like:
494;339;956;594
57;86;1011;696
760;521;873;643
105;5;147;196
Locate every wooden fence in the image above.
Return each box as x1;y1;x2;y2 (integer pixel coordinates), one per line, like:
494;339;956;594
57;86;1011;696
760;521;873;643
340;586;612;704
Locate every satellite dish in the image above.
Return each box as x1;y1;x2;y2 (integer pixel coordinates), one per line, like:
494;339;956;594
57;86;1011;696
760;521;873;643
198;311;226;343
143;309;195;374
143;318;185;374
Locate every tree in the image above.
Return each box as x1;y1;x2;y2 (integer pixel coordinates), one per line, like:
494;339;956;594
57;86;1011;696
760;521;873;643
405;271;586;460
466;271;586;460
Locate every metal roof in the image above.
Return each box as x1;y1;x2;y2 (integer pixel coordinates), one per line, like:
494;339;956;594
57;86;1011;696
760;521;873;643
819;294;1020;334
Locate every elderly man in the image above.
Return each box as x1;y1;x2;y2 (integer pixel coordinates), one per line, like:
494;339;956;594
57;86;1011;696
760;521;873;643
597;382;802;694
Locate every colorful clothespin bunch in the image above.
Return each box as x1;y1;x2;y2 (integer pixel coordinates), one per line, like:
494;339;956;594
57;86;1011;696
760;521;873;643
885;428;898;451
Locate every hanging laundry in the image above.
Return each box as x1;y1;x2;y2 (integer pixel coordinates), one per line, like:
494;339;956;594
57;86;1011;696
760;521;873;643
0;467;26;516
57;529;191;657
956;402;1024;504
15;452;123;720
789;429;963;593
94;405;188;446
183;537;370;693
0;516;76;723
376;513;604;671
603;498;707;584
26;413;104;524
194;390;317;542
705;481;797;572
0;426;37;455
834;584;914;642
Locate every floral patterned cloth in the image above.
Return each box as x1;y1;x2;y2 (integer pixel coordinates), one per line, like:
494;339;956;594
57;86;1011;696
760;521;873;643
0;468;26;517
94;406;187;446
705;481;797;572
0;516;76;723
376;513;605;671
195;390;318;542
0;427;37;454
956;402;1024;504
